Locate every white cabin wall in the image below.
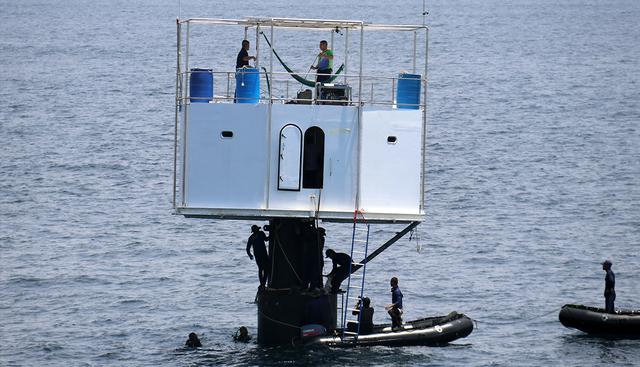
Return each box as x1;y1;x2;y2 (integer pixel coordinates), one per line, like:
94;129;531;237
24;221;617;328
268;104;358;213
185;104;269;208
359;109;423;214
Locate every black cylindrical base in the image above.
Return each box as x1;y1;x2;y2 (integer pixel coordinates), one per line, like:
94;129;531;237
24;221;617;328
257;289;337;345
257;218;333;345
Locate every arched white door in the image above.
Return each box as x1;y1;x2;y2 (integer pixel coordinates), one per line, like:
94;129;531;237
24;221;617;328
278;124;302;191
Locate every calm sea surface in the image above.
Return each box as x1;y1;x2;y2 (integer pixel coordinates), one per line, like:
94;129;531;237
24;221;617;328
1;0;639;365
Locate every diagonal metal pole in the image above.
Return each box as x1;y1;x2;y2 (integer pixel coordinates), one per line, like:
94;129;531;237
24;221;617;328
351;221;421;273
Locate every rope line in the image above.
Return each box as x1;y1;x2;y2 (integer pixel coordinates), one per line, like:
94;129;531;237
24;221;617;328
472;307;561;327
274;226;303;283
258;309;301;330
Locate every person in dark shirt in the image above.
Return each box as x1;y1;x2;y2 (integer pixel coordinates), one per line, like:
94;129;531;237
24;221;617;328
385;277;403;330
246;225;270;288
325;249;352;293
348;296;374;335
185;332;202;348
236;40;256;69
602;260;616;313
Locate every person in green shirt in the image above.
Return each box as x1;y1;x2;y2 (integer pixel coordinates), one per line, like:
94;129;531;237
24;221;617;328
310;40;333;84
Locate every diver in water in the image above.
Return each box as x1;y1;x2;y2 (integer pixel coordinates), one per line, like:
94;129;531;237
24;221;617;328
233;326;251;342
185;332;202;348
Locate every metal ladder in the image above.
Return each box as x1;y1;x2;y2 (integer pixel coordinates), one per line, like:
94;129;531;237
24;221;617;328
341;211;370;344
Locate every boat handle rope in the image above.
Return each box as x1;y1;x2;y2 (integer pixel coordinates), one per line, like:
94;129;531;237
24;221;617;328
273;226;303;283
472;307;561;328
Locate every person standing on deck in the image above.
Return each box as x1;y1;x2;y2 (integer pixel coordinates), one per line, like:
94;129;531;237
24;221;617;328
385;277;403;330
236;40;256;69
310;40;333;84
602;260;616;313
247;225;270;289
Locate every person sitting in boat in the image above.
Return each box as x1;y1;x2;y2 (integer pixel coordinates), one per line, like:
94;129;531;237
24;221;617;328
325;249;352;293
310;40;333;84
602;260;616;313
185;332;202;348
236;39;256;69
385;277;403;330
347;296;374;335
246;224;270;289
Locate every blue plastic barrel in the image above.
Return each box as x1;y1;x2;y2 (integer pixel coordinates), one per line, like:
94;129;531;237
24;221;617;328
235;67;260;104
396;73;421;109
190;68;213;103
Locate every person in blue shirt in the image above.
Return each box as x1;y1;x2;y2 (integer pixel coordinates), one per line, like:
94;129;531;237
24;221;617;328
246;225;270;288
602;260;615;313
385;277;403;330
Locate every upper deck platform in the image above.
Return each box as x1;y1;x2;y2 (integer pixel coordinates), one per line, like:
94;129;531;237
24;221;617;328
172;17;429;223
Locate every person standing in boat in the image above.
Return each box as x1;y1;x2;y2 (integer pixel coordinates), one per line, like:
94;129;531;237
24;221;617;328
246;225;270;289
236;40;256;69
325;249;352;293
602;260;615;313
385;277;403;330
310;40;333;84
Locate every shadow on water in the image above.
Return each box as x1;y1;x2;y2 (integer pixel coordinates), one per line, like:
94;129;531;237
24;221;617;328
559;333;640;366
173;341;473;366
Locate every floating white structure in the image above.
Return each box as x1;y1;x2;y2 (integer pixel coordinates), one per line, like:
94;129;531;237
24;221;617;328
173;18;429;223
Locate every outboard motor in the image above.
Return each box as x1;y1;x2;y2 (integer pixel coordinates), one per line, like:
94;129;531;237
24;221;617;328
300;324;327;342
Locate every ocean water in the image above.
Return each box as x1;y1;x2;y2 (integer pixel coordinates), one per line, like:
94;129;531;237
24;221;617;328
1;0;639;366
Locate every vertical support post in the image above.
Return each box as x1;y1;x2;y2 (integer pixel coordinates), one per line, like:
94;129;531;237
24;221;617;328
357;23;364;106
255;24;260;69
330;29;334;50
391;78;395;106
265;21;273;208
412;31;417;73
269;22;274;103
356;22;364;211
173;18;181;209
344;28;349;85
420;27;429;212
181;20;191;206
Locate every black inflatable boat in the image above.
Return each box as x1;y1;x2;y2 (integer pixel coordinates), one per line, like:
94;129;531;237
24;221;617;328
307;311;473;347
559;304;640;338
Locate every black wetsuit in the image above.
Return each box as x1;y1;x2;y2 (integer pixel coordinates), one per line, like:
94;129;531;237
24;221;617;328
604;268;615;313
329;252;352;293
247;231;270;287
348;306;374;335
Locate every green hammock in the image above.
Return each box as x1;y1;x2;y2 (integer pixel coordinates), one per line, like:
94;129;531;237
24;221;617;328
261;32;344;88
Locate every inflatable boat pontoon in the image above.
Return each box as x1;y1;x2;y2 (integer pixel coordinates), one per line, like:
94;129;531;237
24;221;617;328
559;304;640;338
307;311;473;347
